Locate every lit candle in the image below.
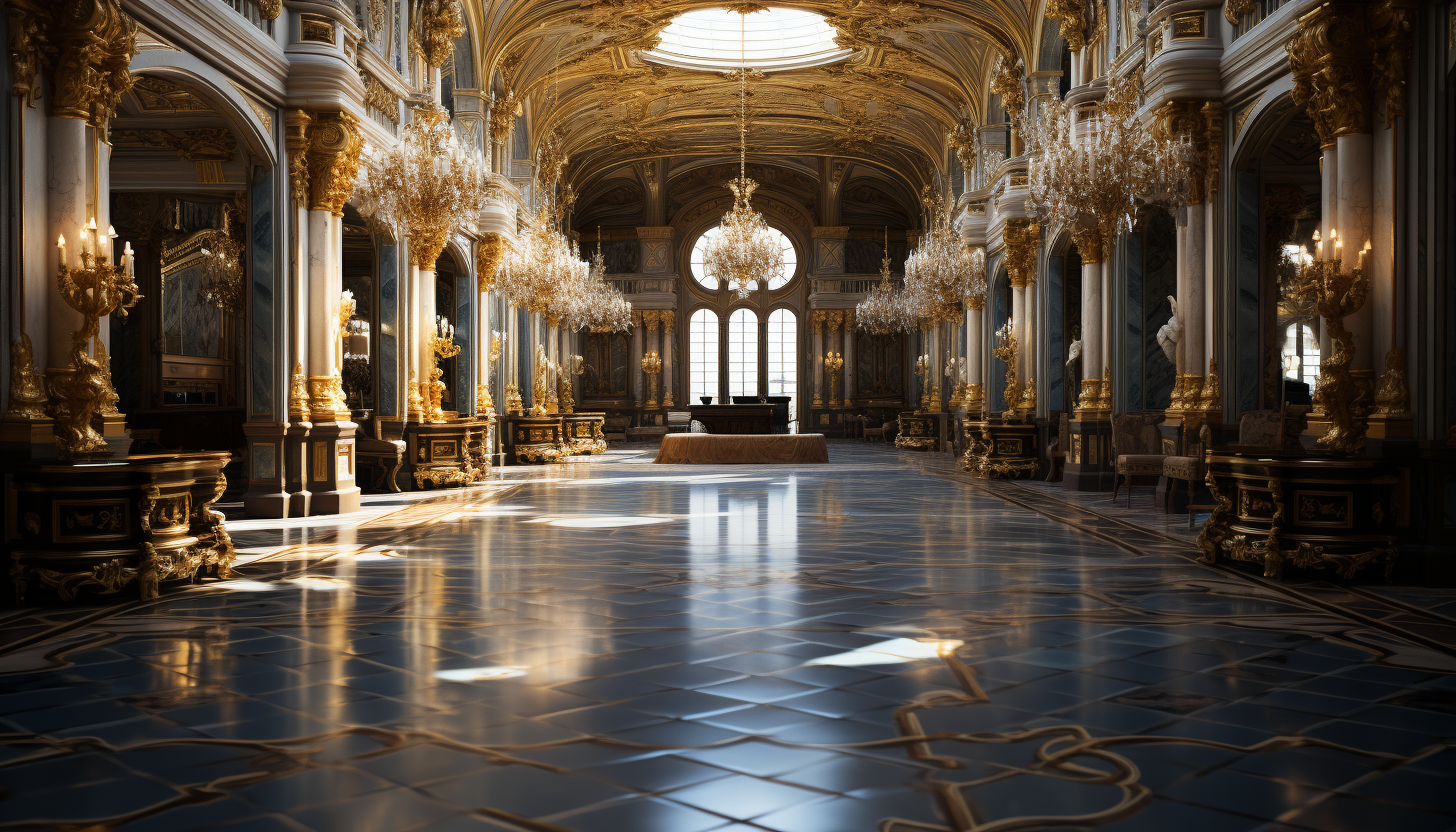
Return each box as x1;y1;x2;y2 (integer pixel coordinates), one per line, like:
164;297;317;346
1312;230;1322;260
57;234;66;268
106;224;118;259
123;241;134;278
86;217;97;258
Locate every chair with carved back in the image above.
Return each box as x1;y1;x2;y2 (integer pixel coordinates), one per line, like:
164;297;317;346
1113;410;1167;506
1163;423;1212;525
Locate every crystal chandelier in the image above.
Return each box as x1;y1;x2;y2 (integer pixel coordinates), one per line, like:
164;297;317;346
900;189;978;323
1022;73;1182;246
354;101;494;272
700;11;784;300
856;228;903;335
199;212;244;316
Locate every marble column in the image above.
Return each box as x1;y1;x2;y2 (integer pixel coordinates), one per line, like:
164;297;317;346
843;311;856;404
644;312;660;409
1336;132;1374;374
966;300;985;413
419;267;437;416
631;312;644;407
1319;143;1338;360
45;115;88;382
661;310;675;408
811;312;824;408
1071;228;1105;413
1184;202;1207;378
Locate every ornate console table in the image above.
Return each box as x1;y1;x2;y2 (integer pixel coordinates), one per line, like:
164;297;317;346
4;452;234;603
504;415;566;464
963;418;1039;479
895;412;945;451
1198;453;1399;580
563;413;607;455
403;417;490;489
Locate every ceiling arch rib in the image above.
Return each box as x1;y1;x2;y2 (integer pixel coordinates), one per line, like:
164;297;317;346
462;1;1038;192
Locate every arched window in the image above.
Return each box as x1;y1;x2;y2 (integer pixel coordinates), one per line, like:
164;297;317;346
767;309;797;418
690;225;798;291
1282;322;1320;390
690;309;720;402
728;308;759;398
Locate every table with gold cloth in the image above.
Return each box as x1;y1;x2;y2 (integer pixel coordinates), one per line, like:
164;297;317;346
653;434;829;465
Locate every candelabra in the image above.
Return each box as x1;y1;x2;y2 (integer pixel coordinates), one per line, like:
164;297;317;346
641;350;662;408
913;354;932;413
531;344;550;416
558;354;583;415
505;382;524;416
1292;230;1372;455
52;218;139;459
993;321;1024;419
823;351;844;408
478;329;502;416
425;316;459;423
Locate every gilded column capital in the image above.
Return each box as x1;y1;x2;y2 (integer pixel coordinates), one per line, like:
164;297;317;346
1287;2;1374;142
660;309;675;330
643;310;661;332
14;0;136;125
284;110;312;208
1153;100;1214;204
476;233;504;293
1044;0;1090;53
1069;224;1104;265
1004;219;1040;287
989;53;1025;119
489;90;518;145
306;111;363;217
412;0;466;69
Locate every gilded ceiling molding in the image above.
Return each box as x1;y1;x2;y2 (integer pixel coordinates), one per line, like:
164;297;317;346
111;127;237;183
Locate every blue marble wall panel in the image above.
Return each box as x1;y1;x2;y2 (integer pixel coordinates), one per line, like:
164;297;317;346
1236;171;1262;415
249;165;275;417
456;270;473;415
519;308;531;409
378;243;398;417
1047;255;1065;414
1143;211;1176;410
1123;229;1144;412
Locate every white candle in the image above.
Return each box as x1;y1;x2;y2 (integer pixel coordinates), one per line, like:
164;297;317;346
57;234;67;269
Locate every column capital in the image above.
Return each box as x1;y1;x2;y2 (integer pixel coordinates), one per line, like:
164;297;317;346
1068;224;1104;265
1004;219;1041;287
12;0;136;125
1286;2;1413;140
811;226;851;239
635;226;675;239
305;111;364;218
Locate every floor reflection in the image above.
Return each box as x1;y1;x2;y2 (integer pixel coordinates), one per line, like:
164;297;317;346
1;444;1454;832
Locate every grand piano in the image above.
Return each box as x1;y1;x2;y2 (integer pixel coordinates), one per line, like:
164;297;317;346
688;396;791;435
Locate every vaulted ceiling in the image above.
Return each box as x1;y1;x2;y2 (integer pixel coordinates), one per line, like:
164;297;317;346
463;1;1038;196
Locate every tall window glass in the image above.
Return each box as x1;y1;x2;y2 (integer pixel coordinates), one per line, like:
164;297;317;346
690;308;720;402
728;308;759;399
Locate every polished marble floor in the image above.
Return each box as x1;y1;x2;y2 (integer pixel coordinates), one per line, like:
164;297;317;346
3;443;1456;832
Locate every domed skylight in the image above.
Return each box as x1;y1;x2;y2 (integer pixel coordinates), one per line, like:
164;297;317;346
644;7;851;71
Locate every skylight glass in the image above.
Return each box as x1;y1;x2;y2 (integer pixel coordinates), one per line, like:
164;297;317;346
645;7;851;71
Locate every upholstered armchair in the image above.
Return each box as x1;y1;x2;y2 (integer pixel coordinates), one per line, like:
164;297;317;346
1113;411;1168;506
